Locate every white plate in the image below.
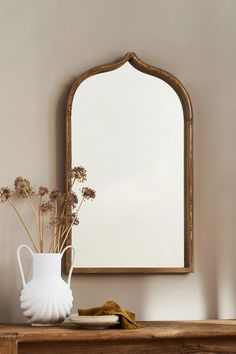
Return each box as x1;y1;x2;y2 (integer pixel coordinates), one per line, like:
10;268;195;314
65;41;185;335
69;314;120;329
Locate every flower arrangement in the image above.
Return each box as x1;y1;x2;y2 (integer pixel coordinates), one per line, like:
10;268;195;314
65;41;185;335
0;166;95;253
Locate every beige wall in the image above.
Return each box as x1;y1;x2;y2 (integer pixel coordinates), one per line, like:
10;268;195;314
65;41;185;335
1;0;236;322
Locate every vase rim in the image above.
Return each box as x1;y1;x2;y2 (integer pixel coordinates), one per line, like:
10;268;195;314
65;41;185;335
33;252;62;256
34;252;61;254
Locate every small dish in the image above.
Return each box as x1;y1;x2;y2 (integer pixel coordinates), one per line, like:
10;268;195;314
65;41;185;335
69;314;119;329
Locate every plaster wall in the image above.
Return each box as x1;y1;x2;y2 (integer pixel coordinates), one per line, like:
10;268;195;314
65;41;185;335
0;0;235;322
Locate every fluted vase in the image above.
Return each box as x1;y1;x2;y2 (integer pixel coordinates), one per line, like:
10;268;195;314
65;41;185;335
17;244;75;326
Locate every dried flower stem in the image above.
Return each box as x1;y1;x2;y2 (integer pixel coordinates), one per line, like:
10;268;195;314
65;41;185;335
71;178;76;187
41;214;44;252
48;231;56;253
53;201;57;252
38;195;42;252
59;197;84;243
57;204;66;242
48;233;54;253
56;179;75;242
58;218;75;253
24;189;41;244
59;197;85;253
58;198;74;246
1;167;94;254
48;201;58;253
7;200;38;252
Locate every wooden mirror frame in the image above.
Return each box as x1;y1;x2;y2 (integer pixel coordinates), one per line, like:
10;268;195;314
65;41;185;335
65;52;193;274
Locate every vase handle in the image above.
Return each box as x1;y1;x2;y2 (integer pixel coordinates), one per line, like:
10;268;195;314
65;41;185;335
17;244;34;287
61;245;75;287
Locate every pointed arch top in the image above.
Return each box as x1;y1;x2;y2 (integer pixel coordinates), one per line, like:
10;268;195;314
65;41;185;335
66;52;192;123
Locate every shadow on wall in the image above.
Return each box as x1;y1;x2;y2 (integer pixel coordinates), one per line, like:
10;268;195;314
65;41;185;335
55;83;70;191
215;196;236;318
0;209;17;321
0;208;33;322
71;274;150;320
198;185;236;320
189;101;219;320
196;207;218;319
195;101;236;319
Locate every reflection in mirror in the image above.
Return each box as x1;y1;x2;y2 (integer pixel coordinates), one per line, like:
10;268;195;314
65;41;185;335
66;53;193;273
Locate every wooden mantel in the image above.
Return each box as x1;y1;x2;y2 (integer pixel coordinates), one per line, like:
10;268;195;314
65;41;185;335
1;320;236;353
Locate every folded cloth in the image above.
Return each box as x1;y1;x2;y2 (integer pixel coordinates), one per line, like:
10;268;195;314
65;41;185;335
78;300;140;329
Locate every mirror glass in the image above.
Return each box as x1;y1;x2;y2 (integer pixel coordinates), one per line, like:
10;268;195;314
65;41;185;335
71;61;185;269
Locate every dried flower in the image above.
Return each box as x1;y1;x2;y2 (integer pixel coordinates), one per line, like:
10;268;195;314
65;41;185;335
49;216;58;228
0;187;11;202
72;213;79;225
50;215;64;227
71;166;87;182
0;166;95;253
14;177;33;197
82;187;96;199
59;216;68;226
49;189;61;201
38;186;49;196
60;192;78;207
70;192;78;206
64;213;79;226
49;211;79;229
40;201;53;214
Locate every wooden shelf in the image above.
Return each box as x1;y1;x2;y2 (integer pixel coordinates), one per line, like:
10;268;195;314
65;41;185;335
1;320;236;353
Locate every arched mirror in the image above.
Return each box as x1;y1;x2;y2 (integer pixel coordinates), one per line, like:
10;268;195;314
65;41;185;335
65;52;193;274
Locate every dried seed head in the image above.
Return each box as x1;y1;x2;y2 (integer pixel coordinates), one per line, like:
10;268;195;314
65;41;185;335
71;213;79;226
60;192;78;207
0;187;11;202
71;166;87;182
38;186;49;196
49;189;62;201
40;201;53;214
14;177;33;197
82;187;96;200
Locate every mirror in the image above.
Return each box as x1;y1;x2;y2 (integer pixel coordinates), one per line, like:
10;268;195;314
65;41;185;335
65;52;193;274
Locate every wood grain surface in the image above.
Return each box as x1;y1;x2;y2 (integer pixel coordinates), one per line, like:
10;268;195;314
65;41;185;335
0;334;17;354
1;321;236;342
2;321;236;354
18;339;236;354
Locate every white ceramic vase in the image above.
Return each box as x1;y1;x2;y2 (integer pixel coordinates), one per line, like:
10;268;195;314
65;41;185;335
17;244;75;326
